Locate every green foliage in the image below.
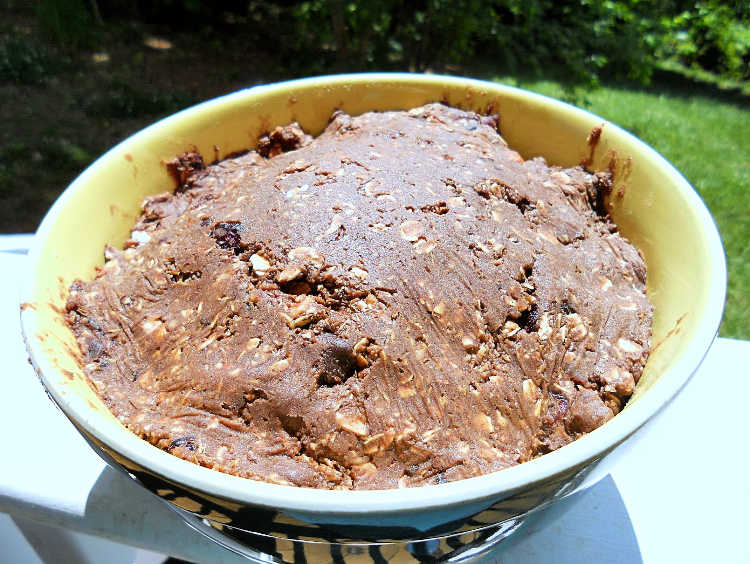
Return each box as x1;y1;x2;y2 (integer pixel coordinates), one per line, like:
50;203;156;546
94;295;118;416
240;0;664;86
0;36;53;84
661;1;750;80
39;137;93;170
35;0;94;48
31;1;750;85
85;78;198;119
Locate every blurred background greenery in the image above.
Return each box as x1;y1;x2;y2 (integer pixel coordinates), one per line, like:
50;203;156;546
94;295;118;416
1;0;747;338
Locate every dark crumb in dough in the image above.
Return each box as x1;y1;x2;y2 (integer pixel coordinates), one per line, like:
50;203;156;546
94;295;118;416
166;151;205;190
67;103;652;490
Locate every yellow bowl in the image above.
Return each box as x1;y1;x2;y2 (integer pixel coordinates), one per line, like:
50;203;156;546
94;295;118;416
21;74;726;556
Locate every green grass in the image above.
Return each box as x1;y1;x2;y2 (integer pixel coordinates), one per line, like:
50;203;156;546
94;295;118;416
493;74;750;339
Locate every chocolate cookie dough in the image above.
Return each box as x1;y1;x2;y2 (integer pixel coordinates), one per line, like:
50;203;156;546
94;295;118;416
67;103;652;490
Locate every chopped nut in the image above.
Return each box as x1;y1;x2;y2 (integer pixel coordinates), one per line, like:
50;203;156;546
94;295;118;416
534;399;543;417
603;366;635;396
363;433;385;454
397;385;416;398
476;343;489;361
287;296;323;328
353;338;370;354
355;354;369;369
501;320;520;338
249;253;271;275
335;412;369;436
566;313;588;341
277;265;305;284
413;238;437;254
537;313;554;340
522;379;538;401
351;462;377;477
269;358;289;372
289;246;324;267
399;220;424;242
462;336;478;353
350;266;369;280
616;338;642;355
472;413;494;433
324;214;344;235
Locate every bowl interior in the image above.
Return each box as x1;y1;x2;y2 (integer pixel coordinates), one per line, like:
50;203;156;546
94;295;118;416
22;74;725;509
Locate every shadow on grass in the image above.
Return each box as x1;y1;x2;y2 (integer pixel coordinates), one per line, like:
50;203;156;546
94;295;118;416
467;57;750;110
594;67;750;110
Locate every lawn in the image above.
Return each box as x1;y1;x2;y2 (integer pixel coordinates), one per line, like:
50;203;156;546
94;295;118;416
493;74;749;340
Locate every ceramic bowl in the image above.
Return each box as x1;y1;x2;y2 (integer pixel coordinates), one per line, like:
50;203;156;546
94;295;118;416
21;74;726;562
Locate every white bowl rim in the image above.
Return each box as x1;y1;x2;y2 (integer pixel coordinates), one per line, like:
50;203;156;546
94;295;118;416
21;72;727;515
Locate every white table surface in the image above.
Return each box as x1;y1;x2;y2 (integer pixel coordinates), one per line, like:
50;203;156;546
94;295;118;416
1;236;748;563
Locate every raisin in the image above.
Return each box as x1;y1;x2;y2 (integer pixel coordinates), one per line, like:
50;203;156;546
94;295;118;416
546;391;570;424
168;437;196;451
519;304;540;333
210;222;243;254
87;339;104;359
